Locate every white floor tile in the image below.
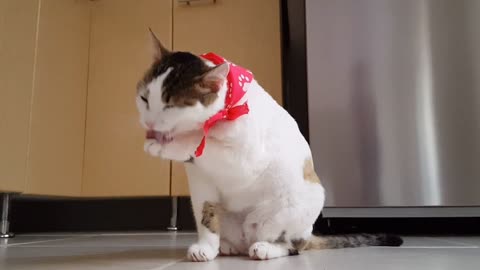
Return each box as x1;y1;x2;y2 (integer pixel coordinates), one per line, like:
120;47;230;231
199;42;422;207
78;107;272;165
1;233;479;270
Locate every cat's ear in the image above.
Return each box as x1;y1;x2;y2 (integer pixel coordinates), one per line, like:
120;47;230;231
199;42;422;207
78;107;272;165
149;28;169;60
200;62;230;93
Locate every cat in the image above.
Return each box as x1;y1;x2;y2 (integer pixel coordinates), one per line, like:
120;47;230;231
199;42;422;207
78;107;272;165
136;30;403;262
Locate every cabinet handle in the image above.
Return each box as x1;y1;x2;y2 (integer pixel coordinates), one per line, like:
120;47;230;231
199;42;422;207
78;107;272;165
178;0;216;5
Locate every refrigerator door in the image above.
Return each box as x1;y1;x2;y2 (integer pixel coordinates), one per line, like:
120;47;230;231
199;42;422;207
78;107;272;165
306;0;480;207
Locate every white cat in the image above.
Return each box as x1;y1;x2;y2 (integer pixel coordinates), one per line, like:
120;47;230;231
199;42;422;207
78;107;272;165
136;30;402;262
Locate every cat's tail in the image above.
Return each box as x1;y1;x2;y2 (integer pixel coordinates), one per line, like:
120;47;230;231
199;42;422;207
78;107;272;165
306;233;403;250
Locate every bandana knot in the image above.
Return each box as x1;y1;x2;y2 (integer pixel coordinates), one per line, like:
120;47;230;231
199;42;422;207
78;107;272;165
194;53;253;157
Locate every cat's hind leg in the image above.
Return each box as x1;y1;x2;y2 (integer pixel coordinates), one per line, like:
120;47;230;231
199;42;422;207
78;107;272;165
243;190;322;260
247;227;312;260
243;213;311;260
248;241;293;260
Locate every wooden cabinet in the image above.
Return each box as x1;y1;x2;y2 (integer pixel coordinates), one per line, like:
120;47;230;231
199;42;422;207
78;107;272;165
0;0;39;192
173;0;282;103
1;0;282;198
171;162;189;196
82;0;172;196
24;0;90;196
0;0;90;195
170;0;283;196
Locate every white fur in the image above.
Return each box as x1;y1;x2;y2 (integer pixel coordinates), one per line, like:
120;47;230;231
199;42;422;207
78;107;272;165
137;60;325;261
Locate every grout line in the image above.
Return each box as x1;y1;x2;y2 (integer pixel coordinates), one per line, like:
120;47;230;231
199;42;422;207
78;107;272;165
9;234;94;237
13;245;192;248
2;235;95;247
147;258;185;270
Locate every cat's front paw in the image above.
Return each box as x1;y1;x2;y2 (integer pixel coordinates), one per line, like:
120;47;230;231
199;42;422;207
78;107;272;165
187;243;218;262
144;139;162;157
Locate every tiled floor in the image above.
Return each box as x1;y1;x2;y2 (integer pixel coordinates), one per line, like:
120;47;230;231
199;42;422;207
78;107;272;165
1;233;479;270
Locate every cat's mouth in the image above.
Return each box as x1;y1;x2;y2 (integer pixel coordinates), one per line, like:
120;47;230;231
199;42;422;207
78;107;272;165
146;130;174;145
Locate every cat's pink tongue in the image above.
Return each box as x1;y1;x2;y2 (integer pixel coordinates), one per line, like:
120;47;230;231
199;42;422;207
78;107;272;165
146;130;156;139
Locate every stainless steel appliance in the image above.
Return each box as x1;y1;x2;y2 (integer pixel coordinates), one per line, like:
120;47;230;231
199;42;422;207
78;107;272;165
306;0;480;216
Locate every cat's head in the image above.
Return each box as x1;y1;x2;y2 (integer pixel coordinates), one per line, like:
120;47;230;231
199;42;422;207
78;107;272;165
136;29;229;138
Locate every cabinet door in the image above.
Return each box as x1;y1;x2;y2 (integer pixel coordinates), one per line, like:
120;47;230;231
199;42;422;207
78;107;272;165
171;0;282;196
171;161;189;196
83;0;172;196
24;0;90;196
0;0;39;192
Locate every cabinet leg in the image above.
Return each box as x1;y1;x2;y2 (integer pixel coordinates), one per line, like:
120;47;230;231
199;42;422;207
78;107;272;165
167;196;178;231
1;193;15;238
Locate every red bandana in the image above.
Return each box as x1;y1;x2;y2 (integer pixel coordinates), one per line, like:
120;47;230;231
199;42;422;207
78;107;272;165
194;52;253;157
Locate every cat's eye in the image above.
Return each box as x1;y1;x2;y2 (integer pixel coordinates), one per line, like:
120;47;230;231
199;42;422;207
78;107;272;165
140;96;148;104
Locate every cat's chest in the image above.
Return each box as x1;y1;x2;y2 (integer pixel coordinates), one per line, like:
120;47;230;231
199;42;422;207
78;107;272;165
218;172;277;212
194;139;269;185
195;155;256;189
221;188;263;212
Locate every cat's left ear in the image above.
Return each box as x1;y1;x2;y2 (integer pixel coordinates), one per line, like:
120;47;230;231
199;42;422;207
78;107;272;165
201;62;230;93
149;28;169;60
